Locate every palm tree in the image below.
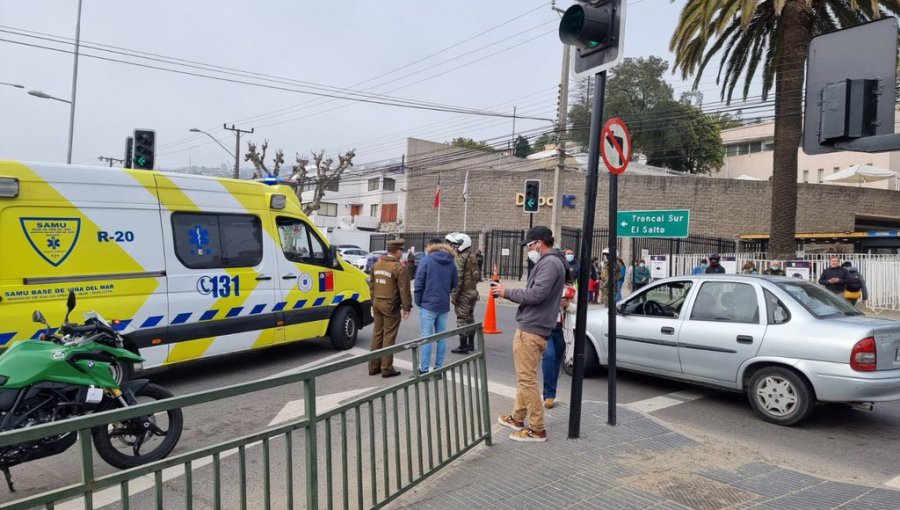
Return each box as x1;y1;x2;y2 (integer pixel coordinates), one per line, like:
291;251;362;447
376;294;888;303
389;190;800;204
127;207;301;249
670;0;899;258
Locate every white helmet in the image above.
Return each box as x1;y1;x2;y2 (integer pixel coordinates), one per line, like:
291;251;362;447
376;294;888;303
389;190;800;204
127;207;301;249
445;232;461;247
455;233;472;252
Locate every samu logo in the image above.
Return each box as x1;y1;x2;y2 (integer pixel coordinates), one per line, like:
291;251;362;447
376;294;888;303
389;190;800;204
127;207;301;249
20;218;82;267
197;275;241;298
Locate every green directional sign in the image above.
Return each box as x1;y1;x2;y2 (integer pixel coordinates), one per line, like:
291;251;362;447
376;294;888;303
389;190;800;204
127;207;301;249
617;209;690;238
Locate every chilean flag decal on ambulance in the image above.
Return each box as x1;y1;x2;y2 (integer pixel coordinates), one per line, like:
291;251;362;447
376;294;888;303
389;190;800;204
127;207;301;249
319;271;334;292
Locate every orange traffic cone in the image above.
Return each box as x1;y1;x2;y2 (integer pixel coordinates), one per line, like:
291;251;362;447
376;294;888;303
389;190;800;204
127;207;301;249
483;293;502;335
484;265;503;335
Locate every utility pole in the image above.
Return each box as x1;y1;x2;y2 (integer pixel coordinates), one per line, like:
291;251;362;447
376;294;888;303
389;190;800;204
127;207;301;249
98;155;124;167
551;43;571;240
223;124;254;179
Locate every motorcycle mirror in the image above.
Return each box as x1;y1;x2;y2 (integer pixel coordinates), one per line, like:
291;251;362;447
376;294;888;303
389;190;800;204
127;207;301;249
64;290;76;323
32;310;46;324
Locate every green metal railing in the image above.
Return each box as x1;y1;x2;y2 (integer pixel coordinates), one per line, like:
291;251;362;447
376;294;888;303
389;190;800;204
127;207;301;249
0;323;492;510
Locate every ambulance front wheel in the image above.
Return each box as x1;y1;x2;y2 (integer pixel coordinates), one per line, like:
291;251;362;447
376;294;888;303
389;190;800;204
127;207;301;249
329;306;359;350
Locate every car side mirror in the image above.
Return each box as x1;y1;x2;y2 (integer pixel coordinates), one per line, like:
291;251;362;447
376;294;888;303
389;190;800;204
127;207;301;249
32;310;46;324
329;245;339;268
616;304;627;316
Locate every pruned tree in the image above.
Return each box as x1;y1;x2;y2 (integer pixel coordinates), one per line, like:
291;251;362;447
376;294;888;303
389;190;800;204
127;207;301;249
244;140;284;179
288;149;356;215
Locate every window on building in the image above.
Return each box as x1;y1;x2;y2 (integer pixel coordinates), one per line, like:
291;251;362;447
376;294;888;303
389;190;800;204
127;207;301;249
381;203;398;223
726;145;739;157
762;139;775;151
368;178;380;191
833;166;840;174
383;178;395;191
802;170;809;183
749;141;763;154
319;202;338;217
736;144;749;156
325;178;339;192
817;168;824;183
172;212;263;269
302;179;316;192
370;204;379;217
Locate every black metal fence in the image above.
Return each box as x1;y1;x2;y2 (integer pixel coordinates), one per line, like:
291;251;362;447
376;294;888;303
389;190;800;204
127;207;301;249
631;235;737;260
483;229;526;280
559;227;624;262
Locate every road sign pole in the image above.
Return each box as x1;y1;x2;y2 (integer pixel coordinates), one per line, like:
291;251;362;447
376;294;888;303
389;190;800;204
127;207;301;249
607;172;618;426
568;70;606;439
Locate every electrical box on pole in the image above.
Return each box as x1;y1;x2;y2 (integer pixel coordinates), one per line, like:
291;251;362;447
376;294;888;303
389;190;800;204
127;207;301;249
523;179;541;213
132;129;156;170
558;0;626;78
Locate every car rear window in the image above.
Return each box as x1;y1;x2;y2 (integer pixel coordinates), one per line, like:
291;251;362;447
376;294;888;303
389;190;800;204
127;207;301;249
776;281;863;318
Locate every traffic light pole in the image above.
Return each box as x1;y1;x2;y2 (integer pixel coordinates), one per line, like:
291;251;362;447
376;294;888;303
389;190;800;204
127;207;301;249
568;70;606;438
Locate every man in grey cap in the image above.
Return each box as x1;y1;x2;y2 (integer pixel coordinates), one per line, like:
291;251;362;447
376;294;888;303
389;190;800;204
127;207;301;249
491;225;567;443
368;238;411;378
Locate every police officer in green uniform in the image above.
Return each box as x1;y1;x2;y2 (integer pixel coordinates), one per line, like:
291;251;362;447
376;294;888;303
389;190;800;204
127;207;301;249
447;233;481;354
368;239;412;377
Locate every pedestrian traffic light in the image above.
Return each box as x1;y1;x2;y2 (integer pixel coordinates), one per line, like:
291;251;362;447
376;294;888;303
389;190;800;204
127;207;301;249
558;0;626;78
124;136;133;169
524;179;540;213
132;129;155;170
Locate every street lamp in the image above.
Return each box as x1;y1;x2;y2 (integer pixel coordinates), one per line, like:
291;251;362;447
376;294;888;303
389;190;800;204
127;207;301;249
188;128;237;175
27;90;72;104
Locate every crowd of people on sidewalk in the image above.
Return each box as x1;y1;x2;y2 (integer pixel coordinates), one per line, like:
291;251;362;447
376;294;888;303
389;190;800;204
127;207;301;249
368;229;872;446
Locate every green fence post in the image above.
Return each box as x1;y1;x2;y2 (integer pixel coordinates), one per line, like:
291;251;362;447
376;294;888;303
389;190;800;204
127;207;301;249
78;429;94;509
477;327;493;446
304;378;318;510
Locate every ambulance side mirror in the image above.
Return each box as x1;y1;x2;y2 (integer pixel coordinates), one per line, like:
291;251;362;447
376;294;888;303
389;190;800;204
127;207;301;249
329;245;339;268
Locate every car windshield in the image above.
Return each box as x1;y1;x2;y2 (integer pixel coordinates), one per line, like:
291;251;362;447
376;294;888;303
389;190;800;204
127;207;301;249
776;281;864;318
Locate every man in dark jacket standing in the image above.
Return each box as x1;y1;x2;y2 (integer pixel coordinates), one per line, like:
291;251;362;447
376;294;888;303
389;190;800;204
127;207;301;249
705;254;726;274
415;238;458;375
819;256;848;295
491;226;566;443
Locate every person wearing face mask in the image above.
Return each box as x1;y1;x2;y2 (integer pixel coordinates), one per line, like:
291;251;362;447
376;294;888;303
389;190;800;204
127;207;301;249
491;226;567;443
633;259;651;291
564;248;579;281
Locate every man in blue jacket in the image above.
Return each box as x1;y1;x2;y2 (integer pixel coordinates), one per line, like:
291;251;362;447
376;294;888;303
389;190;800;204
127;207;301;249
415;238;459;376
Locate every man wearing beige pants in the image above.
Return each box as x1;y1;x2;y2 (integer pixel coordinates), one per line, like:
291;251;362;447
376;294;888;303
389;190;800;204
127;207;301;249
491;226;567;442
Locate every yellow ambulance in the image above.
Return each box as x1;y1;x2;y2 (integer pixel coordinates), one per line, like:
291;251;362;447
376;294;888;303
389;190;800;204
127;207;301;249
0;160;373;372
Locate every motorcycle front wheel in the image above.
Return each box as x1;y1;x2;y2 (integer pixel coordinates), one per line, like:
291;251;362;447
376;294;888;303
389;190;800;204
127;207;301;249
91;383;183;469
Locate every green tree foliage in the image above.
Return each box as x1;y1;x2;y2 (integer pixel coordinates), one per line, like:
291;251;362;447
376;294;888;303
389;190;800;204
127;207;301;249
531;132;554;152
450;137;495;152
568;56;726;174
670;0;898;258
514;135;531;158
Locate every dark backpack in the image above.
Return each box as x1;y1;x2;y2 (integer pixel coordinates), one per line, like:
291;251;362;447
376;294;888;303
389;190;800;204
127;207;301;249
845;269;862;292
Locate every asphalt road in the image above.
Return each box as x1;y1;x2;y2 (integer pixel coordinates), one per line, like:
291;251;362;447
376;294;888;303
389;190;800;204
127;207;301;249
3;300;899;505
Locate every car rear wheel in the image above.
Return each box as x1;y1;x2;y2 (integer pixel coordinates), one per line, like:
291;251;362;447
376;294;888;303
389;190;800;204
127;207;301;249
329;306;359;351
747;367;815;426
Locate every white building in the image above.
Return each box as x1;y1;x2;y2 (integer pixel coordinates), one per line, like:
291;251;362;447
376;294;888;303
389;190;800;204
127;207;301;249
301;161;406;232
720;121;900;189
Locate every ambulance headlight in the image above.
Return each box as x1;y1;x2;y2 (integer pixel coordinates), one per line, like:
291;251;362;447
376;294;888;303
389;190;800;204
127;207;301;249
0;178;19;198
270;194;286;210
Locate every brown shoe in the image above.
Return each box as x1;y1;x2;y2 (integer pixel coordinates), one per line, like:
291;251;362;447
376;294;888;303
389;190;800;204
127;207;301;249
369;370;380;376
382;369;401;378
544;398;555;409
497;415;525;431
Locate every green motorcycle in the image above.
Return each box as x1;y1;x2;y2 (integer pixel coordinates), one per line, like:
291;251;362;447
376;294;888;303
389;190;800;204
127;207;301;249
0;292;183;491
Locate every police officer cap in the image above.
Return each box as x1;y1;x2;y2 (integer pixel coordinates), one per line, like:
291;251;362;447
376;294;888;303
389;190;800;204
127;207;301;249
387;239;405;250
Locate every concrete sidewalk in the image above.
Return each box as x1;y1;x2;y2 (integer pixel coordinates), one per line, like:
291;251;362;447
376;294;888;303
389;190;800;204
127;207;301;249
388;401;898;509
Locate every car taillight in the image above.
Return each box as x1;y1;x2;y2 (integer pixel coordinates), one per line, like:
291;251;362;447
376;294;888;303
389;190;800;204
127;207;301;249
850;337;877;372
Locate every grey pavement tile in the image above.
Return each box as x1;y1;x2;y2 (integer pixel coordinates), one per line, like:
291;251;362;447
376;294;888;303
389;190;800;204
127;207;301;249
838;488;900;510
623;418;674;438
756;481;871;510
737;463;779;477
733;469;825;498
698;468;748;485
649;501;694;510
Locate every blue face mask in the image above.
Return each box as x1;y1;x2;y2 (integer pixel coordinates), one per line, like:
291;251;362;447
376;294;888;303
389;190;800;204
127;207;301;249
565;254;575;262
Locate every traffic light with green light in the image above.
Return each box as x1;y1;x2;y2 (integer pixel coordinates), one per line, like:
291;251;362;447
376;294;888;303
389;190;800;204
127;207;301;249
524;179;541;213
559;0;625;77
133;129;155;170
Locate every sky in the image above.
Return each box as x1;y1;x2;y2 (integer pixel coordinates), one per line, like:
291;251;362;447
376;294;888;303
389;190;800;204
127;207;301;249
0;0;736;171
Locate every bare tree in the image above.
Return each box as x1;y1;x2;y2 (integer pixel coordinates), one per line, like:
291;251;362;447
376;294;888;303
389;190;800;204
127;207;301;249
289;149;356;215
244;140;285;179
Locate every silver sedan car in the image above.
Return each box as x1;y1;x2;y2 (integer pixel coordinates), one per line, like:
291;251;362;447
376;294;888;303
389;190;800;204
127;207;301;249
580;275;900;426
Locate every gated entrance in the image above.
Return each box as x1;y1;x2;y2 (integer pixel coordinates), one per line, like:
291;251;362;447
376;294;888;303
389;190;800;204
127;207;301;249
483;229;525;280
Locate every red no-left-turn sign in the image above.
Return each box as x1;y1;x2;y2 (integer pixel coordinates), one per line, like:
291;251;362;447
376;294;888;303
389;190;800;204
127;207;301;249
600;118;632;175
